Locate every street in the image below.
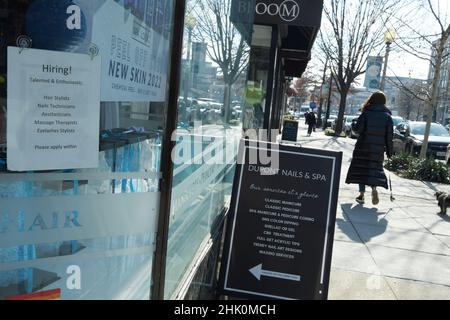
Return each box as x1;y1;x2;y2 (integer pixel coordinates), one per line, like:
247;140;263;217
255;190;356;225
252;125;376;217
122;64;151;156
289;122;450;299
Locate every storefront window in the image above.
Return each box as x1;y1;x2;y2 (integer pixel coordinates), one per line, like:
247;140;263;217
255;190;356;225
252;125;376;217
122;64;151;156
165;0;254;299
0;0;174;300
243;25;272;133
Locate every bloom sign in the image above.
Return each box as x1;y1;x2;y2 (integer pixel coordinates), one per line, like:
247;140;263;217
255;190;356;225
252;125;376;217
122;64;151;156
253;0;323;27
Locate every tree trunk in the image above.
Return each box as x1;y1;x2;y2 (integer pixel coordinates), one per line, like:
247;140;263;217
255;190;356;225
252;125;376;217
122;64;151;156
406;102;411;120
420;39;446;159
223;82;232;124
335;89;348;136
317;60;328;127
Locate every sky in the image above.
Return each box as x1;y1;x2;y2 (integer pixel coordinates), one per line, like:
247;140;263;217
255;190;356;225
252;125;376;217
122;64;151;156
383;0;450;79
190;0;444;83
388;50;430;80
312;0;450;83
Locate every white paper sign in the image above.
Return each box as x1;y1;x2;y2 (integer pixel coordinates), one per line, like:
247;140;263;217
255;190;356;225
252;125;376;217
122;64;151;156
7;47;101;171
92;0;170;102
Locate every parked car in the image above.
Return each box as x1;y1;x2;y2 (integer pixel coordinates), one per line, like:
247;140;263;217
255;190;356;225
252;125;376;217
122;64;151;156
350;117;360;138
298;106;311;119
330;115;357;132
392;116;404;127
393;121;450;159
322;115;337;128
193;99;223;123
331;117;338;131
231;105;242;119
343;115;358;137
445;144;450;165
350;115;403;139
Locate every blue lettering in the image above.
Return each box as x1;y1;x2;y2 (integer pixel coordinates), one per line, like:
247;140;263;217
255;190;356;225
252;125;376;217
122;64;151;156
28;213;48;231
0;210;82;233
64;211;82;228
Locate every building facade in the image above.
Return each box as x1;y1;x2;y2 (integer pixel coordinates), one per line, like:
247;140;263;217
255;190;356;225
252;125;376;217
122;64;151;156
0;0;322;300
384;76;428;120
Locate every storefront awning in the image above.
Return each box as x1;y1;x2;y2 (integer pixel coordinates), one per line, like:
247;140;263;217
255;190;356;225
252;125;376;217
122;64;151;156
253;0;323;27
232;0;323;78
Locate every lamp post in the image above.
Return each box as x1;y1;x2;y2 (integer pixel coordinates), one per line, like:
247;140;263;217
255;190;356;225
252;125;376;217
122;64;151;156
380;28;396;92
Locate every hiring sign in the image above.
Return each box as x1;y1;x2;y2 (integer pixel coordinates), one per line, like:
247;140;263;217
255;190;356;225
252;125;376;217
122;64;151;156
7;47;101;171
219;140;342;300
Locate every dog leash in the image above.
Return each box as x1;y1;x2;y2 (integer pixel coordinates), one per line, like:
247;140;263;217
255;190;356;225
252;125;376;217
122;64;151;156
389;173;395;202
380;173;396;219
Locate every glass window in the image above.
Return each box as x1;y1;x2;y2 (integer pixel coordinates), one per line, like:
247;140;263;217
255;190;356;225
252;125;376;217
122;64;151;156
410;123;450;137
0;0;174;300
164;0;254;299
392;117;404;127
243;25;273;133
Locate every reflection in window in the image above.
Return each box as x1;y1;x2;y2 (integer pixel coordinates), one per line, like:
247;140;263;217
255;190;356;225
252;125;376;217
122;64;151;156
165;0;254;299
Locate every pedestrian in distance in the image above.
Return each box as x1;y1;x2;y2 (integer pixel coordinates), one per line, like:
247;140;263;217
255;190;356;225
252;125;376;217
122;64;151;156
305;110;316;136
313;111;317;132
345;91;394;205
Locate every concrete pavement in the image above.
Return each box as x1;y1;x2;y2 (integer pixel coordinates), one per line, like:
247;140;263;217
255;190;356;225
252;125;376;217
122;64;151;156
289;122;450;300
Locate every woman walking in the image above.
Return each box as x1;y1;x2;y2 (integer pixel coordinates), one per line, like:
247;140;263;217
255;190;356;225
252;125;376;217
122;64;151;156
346;92;394;205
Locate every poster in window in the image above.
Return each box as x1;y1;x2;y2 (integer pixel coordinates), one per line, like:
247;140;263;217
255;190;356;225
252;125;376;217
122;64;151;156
92;0;172;102
7;47;101;171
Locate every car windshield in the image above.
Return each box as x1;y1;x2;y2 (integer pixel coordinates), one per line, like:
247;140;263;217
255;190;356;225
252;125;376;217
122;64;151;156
410;123;450;137
392;117;403;126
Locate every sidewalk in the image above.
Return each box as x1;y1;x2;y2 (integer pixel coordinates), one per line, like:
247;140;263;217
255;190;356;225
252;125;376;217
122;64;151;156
292;123;450;300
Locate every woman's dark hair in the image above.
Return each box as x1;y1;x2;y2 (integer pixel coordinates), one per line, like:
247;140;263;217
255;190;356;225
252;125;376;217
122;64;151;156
362;91;387;111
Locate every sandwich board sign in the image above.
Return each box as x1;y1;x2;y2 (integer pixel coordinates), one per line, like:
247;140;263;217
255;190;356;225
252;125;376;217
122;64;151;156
219;140;342;300
281;120;298;142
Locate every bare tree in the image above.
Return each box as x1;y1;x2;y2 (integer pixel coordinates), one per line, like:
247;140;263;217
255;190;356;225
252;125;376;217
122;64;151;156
397;90;416;120
390;0;450;158
394;79;428;121
319;0;401;135
292;70;320;105
190;0;250;123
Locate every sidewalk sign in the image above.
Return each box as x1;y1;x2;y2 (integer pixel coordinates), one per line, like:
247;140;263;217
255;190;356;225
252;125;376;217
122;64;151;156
281;120;298;142
219;140;342;300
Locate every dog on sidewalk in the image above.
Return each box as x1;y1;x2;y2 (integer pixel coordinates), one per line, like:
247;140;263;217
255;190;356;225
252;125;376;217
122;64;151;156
435;191;450;215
